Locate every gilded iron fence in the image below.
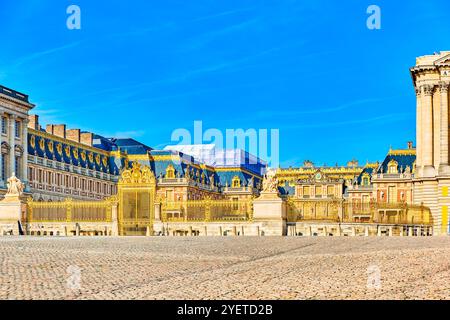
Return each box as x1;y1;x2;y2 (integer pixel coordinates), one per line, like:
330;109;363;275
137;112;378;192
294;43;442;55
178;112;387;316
287;198;433;225
161;199;253;222
342;202;433;225
287;199;341;222
27;197;115;223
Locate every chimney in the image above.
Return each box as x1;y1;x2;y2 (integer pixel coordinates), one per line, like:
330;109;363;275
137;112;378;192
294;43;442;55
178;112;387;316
80;132;93;147
45;124;55;134
53;125;66;139
407;141;413;149
28;114;39;130
45;124;66;138
66;129;81;143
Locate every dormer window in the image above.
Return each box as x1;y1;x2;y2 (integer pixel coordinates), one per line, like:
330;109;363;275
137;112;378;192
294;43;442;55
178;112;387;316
362;177;369;186
232;176;241;188
387;160;398;174
165;164;175;178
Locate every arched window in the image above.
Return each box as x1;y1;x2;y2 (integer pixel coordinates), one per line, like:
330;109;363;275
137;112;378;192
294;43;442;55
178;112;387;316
387;160;398;174
232;176;241;188
166;164;175;178
361;173;370;186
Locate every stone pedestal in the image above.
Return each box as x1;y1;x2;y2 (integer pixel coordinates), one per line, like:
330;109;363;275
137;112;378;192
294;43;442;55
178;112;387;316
152;202;164;236
252;191;287;236
0;195;25;236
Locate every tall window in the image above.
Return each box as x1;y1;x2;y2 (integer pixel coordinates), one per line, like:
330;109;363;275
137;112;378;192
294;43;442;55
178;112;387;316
315;186;322;196
15;121;20;138
232;197;239;210
1;157;5;180
15;157;20;178
166;190;174;202
388;186;396;203
1;117;6;134
327;185;334;195
303;186;310;197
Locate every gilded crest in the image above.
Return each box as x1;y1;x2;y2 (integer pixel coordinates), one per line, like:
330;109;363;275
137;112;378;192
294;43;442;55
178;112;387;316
48;141;54;153
39;138;45;150
119;162;155;184
88;152;94;163
81;151;86;161
30;135;36;148
64;146;70;157
73;148;79;159
56;143;62;155
95;154;101;165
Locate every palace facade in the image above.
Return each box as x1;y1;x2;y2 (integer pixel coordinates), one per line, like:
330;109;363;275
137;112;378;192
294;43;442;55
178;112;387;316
0;51;449;236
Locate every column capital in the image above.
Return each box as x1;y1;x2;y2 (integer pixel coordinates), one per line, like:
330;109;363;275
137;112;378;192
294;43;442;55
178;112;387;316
9;114;17;120
439;81;449;93
422;84;435;96
415;86;421;96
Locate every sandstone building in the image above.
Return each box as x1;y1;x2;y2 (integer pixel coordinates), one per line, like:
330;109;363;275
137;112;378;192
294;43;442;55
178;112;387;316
0;51;448;236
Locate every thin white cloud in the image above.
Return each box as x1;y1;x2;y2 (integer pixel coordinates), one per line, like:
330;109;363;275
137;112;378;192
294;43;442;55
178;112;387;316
282;113;410;130
12;41;82;68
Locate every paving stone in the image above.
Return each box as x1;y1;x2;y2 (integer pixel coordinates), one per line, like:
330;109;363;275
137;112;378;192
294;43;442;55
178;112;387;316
0;236;449;299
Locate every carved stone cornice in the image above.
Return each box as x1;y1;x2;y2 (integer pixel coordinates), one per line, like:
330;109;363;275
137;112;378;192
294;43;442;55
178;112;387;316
422;84;435;96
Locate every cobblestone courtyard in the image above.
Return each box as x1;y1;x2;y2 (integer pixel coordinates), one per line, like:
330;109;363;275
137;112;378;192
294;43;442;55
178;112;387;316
0;236;449;300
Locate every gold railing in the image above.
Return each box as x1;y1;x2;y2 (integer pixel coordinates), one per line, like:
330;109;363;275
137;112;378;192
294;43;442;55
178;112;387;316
287;199;433;225
161;199;253;222
27;197;116;223
342;202;433;225
287;199;341;222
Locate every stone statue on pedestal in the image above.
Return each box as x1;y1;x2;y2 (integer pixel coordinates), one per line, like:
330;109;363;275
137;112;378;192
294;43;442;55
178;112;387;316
262;168;278;193
6;172;24;196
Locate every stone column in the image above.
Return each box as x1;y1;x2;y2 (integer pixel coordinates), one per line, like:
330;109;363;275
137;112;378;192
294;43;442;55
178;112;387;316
336;224;341;236
416;87;422;174
111;202;119;236
21;118;28;185
364;226;369;236
8;114;16;179
439;81;450;174
422;85;435;177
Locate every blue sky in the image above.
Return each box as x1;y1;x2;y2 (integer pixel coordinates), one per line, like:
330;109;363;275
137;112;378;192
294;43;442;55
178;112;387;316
1;0;450;167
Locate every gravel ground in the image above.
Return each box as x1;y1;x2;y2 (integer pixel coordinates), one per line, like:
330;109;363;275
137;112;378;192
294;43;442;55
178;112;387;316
0;236;449;300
